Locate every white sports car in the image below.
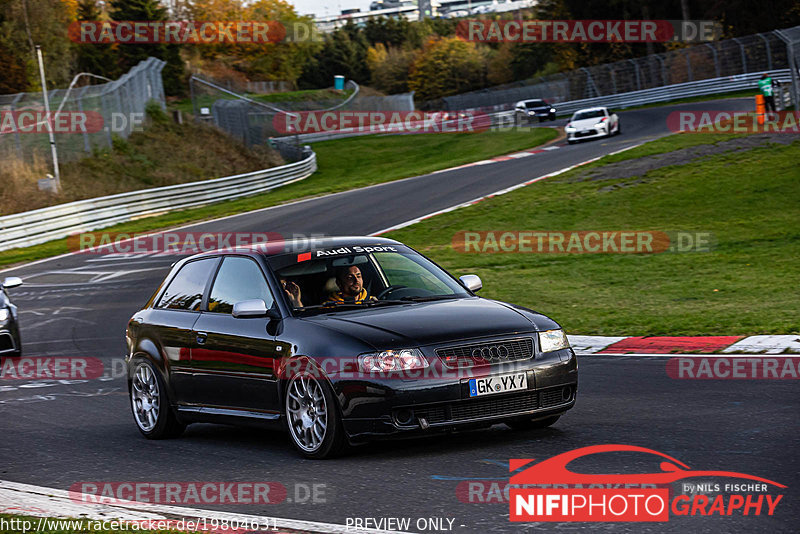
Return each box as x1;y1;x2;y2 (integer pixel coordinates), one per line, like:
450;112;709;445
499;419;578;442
565;107;620;144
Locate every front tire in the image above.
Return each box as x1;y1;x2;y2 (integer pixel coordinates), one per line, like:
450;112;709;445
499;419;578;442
285;372;346;459
506;415;561;430
130;359;185;439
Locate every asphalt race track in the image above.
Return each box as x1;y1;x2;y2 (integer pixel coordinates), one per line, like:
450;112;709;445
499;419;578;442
1;98;797;533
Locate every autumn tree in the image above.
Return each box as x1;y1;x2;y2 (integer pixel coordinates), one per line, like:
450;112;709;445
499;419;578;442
408;37;485;101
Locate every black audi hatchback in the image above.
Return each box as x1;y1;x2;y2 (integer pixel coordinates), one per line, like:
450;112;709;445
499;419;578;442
126;237;577;458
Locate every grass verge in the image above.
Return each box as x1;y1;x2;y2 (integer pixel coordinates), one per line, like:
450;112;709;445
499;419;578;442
387;136;800;335
0;128;557;268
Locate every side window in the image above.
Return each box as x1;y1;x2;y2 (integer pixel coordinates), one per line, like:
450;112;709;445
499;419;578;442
157;258;217;311
208;256;275;314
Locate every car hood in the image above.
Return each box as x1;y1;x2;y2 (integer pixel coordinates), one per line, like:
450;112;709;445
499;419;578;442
303;297;543;349
570;117;605;129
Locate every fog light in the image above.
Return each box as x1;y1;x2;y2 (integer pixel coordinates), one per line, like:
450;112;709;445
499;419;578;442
562;386;572;401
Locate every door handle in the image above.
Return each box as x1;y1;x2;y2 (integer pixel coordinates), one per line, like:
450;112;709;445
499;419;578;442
196;332;207;345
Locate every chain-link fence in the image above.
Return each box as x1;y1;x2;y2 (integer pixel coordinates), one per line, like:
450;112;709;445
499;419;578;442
437;28;796;111
775;26;800;110
0;57;166;164
189;75;415;158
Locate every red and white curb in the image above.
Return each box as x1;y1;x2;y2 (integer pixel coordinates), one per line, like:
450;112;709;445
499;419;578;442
569;335;800;355
0;480;409;534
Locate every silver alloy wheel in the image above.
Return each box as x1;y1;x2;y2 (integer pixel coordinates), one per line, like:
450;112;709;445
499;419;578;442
286;375;328;452
131;363;160;432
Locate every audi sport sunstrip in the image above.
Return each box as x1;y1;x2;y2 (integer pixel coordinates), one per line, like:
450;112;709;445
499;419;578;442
126;237;577;458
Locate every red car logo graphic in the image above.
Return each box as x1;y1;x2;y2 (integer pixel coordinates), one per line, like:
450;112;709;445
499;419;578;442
509;444;785;487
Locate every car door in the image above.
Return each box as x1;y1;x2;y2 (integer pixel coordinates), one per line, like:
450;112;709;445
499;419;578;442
189;255;282;415
144;256;219;405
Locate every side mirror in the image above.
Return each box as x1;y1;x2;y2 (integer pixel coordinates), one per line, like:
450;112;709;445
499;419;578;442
2;277;22;289
459;274;482;292
232;299;268;318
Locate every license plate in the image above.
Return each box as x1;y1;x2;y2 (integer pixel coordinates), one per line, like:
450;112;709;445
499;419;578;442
469;372;528;397
581;129;591;134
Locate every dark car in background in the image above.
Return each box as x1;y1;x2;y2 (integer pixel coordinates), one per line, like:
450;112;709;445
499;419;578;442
125;237;577;458
515;99;557;123
0;276;23;360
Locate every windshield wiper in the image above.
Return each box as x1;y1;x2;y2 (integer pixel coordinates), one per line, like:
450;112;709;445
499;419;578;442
399;295;460;302
295;299;406;314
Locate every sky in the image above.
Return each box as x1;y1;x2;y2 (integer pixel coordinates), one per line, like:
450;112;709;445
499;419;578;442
289;0;376;19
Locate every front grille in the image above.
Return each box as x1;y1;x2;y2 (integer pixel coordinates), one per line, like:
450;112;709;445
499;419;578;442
397;387;572;427
541;387;568;407
575;129;597;137
451;391;538;421
436;337;533;368
415;406;447;424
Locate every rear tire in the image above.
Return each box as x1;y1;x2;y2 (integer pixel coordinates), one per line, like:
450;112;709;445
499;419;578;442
130;359;185;439
285;372;346;459
506;415;561;430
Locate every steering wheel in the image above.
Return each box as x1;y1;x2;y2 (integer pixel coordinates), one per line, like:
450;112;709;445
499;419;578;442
376;285;407;300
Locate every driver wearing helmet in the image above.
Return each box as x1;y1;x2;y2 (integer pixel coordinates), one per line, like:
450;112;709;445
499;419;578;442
329;265;376;304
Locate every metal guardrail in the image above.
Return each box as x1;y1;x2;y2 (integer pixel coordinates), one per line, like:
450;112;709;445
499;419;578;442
0;151;317;252
500;69;793;119
270;71;793;144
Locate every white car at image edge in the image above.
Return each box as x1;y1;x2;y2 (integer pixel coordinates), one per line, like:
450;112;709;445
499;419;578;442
565;107;620;144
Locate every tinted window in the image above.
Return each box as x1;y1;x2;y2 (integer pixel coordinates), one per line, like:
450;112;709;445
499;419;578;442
573;109;606;120
157;258;217;311
208;256;274;314
525;100;544;107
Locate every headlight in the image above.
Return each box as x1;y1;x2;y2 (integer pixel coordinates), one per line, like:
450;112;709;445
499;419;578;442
565;126;576;132
595;122;607;128
359;349;429;373
550;108;556;113
539;329;570;353
0;308;9;325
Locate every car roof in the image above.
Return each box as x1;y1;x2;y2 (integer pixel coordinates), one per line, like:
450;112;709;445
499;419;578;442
181;236;405;262
574;107;607;113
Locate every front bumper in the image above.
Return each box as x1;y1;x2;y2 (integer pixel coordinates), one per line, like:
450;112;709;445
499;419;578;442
567;127;608;141
333;347;578;442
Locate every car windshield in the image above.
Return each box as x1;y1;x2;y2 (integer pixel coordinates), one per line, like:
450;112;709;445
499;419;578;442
525;100;545;108
572;109;606;120
267;244;471;314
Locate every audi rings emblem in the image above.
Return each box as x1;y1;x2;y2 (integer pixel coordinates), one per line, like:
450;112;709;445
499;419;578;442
472;344;510;361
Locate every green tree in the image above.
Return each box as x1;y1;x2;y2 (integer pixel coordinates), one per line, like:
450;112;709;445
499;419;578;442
109;0;186;96
74;0;118;78
298;25;369;88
